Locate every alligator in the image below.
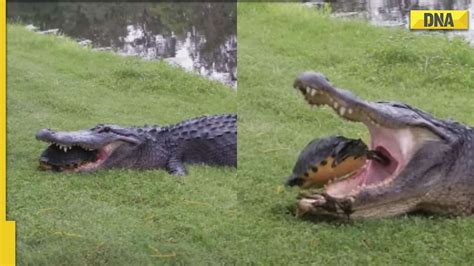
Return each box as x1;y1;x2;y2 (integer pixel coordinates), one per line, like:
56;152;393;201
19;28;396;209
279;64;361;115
36;114;237;175
292;71;474;219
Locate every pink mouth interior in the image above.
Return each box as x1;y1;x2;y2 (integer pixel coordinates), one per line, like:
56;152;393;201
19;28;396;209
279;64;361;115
96;149;109;161
74;145;115;172
362;146;398;185
326;126;406;197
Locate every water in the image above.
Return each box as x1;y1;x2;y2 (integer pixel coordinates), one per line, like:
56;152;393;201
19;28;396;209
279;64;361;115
304;0;474;45
7;2;237;88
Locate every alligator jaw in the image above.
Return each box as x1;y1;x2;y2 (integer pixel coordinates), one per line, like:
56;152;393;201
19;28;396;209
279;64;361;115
36;127;130;172
293;71;385;127
38;141;122;172
293;72;442;198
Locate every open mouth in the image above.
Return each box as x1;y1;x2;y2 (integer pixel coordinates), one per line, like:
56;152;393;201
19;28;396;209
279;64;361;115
39;142;117;172
324;133;401;197
293;72;439;198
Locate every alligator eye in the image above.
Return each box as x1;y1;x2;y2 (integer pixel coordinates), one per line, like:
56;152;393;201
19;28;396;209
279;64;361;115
99;126;111;133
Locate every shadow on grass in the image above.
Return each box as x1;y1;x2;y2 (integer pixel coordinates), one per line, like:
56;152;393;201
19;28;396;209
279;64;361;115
272;201;457;226
406;210;457;220
270;201;353;225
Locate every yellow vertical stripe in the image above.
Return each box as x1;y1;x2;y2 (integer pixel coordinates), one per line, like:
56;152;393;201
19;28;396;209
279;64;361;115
0;222;15;265
0;0;17;264
0;0;5;221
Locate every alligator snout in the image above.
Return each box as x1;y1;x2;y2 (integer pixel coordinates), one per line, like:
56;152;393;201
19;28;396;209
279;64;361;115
293;71;332;94
36;128;54;140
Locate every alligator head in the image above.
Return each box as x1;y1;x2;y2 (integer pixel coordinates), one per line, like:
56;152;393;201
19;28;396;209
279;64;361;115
36;124;147;172
292;71;474;218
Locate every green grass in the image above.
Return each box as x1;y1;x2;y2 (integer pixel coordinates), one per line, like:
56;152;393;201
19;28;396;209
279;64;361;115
7;3;474;264
237;3;474;265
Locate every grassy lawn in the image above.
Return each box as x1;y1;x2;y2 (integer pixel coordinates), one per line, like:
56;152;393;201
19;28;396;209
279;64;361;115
6;2;474;264
237;3;474;265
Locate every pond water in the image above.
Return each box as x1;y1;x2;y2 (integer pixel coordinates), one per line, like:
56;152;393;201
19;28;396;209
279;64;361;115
304;0;474;45
7;3;237;88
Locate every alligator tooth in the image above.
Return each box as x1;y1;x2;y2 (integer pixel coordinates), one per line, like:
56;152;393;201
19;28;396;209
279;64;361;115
348;108;353;114
333;102;339;109
339;107;346;116
306;86;311;94
310;89;316;96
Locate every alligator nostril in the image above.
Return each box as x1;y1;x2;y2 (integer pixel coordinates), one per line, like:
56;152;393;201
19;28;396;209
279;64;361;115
99;126;111;133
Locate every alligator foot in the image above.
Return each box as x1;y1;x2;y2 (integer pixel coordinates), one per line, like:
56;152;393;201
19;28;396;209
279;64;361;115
167;158;187;176
296;192;354;220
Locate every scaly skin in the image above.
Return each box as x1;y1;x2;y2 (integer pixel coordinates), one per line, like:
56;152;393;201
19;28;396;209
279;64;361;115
36;114;237;175
293;72;474;219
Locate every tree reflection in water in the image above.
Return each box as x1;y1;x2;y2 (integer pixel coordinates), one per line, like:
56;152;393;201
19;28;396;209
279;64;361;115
7;2;237;87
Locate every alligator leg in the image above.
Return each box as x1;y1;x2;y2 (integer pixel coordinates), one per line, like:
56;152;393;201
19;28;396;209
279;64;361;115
296;191;422;219
167;157;187;176
296;192;354;219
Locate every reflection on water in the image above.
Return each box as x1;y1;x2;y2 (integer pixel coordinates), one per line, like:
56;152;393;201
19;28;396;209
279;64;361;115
304;0;474;45
7;2;237;87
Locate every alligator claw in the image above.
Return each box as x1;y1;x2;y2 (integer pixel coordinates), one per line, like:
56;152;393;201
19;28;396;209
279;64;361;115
296;192;354;219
